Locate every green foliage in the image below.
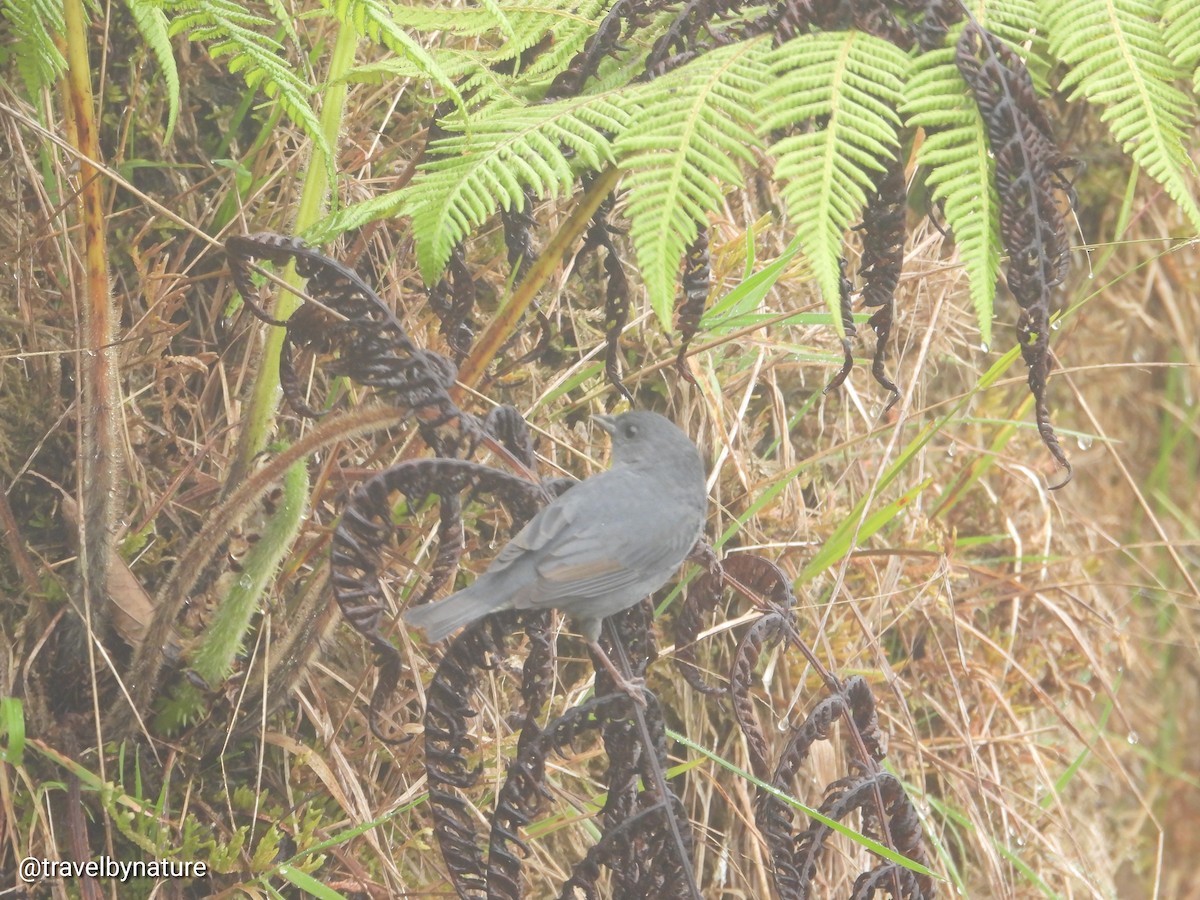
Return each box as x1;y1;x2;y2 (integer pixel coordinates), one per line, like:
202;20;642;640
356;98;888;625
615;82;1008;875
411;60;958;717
305;187;407;245
1;0;66;98
903;45;1001;345
617;37;769;329
319;0;462;110
127;0;180;142
757;31;908;333
403;93;634;282
1046;0;1200;231
0;697;25;766
1163;0;1200;90
165;0;333;167
386;0;614;108
382;0;1200;348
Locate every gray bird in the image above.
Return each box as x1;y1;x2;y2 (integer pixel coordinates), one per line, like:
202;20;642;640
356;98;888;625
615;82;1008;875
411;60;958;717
403;410;707;701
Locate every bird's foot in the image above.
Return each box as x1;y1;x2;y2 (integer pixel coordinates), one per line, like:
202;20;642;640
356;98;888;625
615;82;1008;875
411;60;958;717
589;640;648;708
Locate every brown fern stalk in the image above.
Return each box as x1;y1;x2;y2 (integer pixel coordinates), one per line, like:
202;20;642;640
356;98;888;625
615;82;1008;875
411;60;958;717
676;232;711;385
957;23;1074;487
61;0;122;642
454;166;622;393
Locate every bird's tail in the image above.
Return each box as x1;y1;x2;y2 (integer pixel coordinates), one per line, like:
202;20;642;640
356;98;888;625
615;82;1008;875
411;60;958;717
402;585;508;642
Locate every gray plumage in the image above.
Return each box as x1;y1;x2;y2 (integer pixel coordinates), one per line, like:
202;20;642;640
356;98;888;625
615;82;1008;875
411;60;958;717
403;411;707;649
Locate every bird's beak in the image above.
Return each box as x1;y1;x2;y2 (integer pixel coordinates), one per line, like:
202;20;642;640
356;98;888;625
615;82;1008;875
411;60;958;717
592;414;617;435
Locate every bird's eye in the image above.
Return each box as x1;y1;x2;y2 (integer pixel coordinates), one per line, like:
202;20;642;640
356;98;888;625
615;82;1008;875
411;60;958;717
625;424;639;438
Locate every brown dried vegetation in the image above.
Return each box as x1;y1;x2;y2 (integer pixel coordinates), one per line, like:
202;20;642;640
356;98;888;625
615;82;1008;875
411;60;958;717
0;2;1198;899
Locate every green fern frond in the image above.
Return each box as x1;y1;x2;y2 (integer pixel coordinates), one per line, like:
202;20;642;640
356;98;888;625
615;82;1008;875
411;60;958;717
971;0;1042;43
1163;0;1200;90
1;0;66;98
757;31;908;333
339;48;511;105
388;0;604;74
903;45;1002;345
475;0;517;46
1046;0;1200;231
615;37;769;330
387;0;534;41
967;0;1049;78
319;0;463;111
126;0;180;143
404;94;633;282
304;188;406;245
167;0;332;169
494;0;615;99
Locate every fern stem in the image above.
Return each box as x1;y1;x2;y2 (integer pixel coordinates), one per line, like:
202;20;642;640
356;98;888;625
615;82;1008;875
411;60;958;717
61;0;122;635
227;20;357;487
190;457;309;688
454;165;623;393
114;403;406;734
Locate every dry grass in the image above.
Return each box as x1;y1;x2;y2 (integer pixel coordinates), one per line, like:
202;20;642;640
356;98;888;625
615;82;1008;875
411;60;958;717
1;14;1198;900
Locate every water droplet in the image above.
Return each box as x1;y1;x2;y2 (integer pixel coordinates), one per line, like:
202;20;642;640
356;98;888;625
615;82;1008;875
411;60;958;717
238;574;254;590
1127;731;1139;745
1050;320;1061;331
946;442;957;457
979;342;990;352
1075;435;1093;450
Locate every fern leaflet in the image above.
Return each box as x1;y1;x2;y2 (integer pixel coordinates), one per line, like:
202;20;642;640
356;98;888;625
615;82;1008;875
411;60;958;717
903;45;1002;344
1046;0;1200;231
616;36;769;330
2;0;66;98
320;0;463;111
127;0;180;143
403;94;633;282
1163;0;1200;91
757;32;908;333
167;0;332;168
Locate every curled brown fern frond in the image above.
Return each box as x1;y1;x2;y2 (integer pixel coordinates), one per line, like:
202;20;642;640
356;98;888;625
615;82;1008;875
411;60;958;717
330;458;545;741
824;257;857;396
673;565;726;695
957;23;1076;488
578;192;636;402
428;247;477;359
676;231;711;385
858;155;906;413
226;233;461;424
424;622;512;898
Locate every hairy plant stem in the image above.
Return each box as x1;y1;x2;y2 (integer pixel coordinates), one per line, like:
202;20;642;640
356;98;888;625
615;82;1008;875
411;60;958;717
192;460;309;688
61;0;121;644
113;404;404;736
141;21;359;735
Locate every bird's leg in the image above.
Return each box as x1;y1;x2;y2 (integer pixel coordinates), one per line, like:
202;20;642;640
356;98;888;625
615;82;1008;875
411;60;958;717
587;639;647;707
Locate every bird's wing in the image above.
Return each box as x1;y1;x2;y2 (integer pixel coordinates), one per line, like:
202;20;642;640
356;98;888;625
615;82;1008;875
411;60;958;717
522;518;696;608
484;474;697;608
486;496;577;574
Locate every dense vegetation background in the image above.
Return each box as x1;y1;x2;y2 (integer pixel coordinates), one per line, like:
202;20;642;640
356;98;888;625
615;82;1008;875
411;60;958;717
1;0;1198;896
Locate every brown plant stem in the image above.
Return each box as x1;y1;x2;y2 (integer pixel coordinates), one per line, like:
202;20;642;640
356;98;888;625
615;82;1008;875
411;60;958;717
61;0;122;640
452;165;623;394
